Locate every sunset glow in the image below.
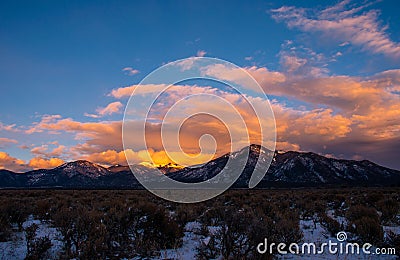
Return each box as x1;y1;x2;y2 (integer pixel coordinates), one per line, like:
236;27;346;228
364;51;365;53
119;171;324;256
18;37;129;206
0;0;399;171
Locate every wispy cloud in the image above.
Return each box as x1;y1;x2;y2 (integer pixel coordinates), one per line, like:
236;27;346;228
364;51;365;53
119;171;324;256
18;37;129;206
196;50;207;57
0;122;18;132
122;67;140;76
109;84;168;99
278;41;330;77
20;61;399;168
84;101;123;118
0;137;18;148
31;144;66;158
271;1;400;58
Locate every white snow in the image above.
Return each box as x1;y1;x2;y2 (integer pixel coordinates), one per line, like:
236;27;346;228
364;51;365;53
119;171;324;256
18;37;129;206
156;221;202;260
383;225;400;238
280;218;396;259
1;215;398;260
326;209;348;227
0;215;64;260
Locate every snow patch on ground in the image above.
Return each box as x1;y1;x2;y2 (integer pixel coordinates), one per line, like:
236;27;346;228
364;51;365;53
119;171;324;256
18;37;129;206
1;216;398;260
281;218;396;259
0;215;63;260
327;209;348;227
157;221;202;259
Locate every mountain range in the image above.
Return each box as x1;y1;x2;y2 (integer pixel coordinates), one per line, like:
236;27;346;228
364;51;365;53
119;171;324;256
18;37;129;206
1;145;400;189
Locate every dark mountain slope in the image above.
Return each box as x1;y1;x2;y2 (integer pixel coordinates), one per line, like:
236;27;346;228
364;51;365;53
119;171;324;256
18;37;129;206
1;145;400;188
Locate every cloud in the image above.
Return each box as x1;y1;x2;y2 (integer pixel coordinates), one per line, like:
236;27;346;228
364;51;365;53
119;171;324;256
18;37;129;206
31;144;67;158
85;101;123;118
0;122;18;132
109;85;137;99
277;41;329;77
199;59;393;117
201;64;286;90
116;83;353;154
24;85;268;166
109;84;168;99
97;101;123;116
247;66;399;116
0;152;27;172
281;55;307;73
177;63;399;168
109;84;222;101
28;157;65;170
352;103;400;139
26;116;123;156
82;149;128;166
2;138;66;171
0;138;18;148
271;1;400;58
271;103;352;147
10;61;400;170
275;141;300;152
122;67;140;76
97;75;398;168
175;57;202;71
21;97;354;168
82;148;218;167
196;50;207;57
25;115;62;134
175;52;210;71
30;145;48;156
81;148;175;167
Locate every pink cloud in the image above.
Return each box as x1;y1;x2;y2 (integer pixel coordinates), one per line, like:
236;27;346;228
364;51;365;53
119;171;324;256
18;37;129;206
122;67;140;76
271;1;400;58
10;62;400;170
200;63;286;91
97;101;123;116
31;144;67;158
196;50;207;57
0;152;27;172
109;84;169;99
0;122;18;132
0;137;18;148
85;101;123;118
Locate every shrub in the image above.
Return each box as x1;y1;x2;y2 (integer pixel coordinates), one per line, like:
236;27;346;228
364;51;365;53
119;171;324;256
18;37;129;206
0;201;12;241
319;213;341;237
25;223;52;260
35;199;52;220
347;205;383;244
274;211;303;245
132;202;183;257
376;199;399;223
385;231;400;256
351;217;383;245
196;206;295;259
6;200;29;231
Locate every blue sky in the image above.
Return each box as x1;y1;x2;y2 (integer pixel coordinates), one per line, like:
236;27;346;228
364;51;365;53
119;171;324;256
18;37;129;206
0;0;399;171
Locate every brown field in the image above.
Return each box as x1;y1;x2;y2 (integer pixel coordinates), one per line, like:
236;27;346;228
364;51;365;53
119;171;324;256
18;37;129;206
0;188;399;259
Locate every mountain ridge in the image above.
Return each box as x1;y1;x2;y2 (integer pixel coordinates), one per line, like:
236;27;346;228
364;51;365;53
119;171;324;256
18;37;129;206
1;145;400;188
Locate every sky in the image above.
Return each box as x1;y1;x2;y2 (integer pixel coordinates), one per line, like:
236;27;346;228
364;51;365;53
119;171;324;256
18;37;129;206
0;0;399;171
